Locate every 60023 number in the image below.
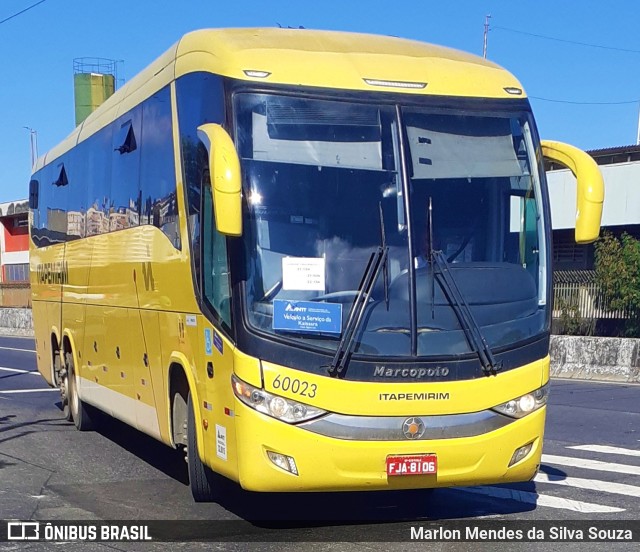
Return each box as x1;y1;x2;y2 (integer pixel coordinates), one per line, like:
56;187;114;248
272;374;317;398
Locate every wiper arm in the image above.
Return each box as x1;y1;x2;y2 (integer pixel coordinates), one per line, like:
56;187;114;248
327;246;388;378
379;202;389;311
431;250;501;376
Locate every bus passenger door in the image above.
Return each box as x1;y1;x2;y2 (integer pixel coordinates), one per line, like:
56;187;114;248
197;172;237;474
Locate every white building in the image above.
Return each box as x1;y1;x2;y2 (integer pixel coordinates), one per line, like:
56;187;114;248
546;145;640;271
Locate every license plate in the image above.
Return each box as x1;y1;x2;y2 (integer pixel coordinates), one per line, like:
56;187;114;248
386;454;437;476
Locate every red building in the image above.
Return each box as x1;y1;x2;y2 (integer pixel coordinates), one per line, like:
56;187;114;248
0;199;29;283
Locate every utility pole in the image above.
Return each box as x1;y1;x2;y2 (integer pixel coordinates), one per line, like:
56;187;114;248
23;126;38;168
483;14;492;59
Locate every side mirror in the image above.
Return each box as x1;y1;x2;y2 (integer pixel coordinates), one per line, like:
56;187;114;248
197;124;242;236
541;140;604;244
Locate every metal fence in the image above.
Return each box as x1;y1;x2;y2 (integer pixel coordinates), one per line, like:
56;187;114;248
0;283;31;308
553;282;634;320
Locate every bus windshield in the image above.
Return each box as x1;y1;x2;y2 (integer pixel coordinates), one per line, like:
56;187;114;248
234;92;549;358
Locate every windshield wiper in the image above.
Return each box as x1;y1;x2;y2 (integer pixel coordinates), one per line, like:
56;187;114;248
431;250;501;376
426;197;500;376
327;245;388;378
379;201;390;311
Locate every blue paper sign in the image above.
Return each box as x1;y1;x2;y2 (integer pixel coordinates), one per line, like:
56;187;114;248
204;328;213;355
273;300;342;335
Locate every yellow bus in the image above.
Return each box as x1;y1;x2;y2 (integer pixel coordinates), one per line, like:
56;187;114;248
29;28;603;501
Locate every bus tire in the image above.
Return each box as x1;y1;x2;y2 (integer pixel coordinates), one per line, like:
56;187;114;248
56;351;72;422
187;392;218;502
67;353;95;431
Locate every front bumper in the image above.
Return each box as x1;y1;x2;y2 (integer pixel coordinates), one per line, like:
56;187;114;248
233;401;545;492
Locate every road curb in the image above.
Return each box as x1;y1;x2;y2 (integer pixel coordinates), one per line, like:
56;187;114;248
550;335;640;384
0;307;33;336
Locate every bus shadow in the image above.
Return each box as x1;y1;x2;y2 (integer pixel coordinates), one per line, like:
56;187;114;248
215;479;538;527
89;410;537;525
85;409;189;485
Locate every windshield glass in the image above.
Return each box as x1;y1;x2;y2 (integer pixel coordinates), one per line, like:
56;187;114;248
234;92;548;359
403;108;548;355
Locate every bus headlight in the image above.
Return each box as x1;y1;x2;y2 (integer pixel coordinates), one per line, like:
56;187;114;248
492;383;549;419
232;375;326;423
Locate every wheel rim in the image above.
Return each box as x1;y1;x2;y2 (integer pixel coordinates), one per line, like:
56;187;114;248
68;368;79;421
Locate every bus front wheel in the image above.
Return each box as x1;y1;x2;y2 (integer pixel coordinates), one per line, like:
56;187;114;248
187;392;219;502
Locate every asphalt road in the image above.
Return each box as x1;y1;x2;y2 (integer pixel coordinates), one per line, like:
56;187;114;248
1;334;639;551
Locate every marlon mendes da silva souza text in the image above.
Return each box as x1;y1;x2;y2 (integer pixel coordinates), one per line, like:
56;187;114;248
409;525;634;541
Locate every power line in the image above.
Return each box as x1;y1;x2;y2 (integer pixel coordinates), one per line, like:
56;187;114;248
0;0;48;26
490;21;640;113
530;96;640;106
493;24;640;54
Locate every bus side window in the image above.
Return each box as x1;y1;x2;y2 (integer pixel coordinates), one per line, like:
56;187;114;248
111;108;142;232
141;86;180;248
202;171;232;331
175;72;226;292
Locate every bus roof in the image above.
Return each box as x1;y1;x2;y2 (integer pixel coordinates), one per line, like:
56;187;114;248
35;28;526;171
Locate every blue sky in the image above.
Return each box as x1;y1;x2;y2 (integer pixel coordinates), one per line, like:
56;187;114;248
2;0;640;203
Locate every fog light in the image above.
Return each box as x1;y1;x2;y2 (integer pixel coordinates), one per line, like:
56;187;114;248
267;450;298;475
509;442;533;467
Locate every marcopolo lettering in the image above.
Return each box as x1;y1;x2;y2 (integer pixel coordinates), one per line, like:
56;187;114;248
36;261;69;285
374;366;450;378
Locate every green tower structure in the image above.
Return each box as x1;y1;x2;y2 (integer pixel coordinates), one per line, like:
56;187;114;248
73;58;118;126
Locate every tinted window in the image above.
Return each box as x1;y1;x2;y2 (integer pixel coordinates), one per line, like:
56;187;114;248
84;126;113;237
176;72;225;278
140;86;179;248
111;108;142;233
32;84;183;249
30;158;71;246
202;174;232;330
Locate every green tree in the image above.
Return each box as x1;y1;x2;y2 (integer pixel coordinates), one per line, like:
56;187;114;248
555;296;594;336
594;231;640;335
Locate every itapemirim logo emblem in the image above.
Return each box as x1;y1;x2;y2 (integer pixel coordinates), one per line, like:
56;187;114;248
402;417;426;439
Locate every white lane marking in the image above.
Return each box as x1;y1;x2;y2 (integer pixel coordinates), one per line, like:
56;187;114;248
0;388;57;394
536;472;640;498
0;346;36;353
0;366;40;375
542;454;640;476
567;444;640;458
455;485;624;513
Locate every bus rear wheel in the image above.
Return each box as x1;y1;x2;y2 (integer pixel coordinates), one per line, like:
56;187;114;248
187;392;219;502
56;351;73;422
66;353;95;431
